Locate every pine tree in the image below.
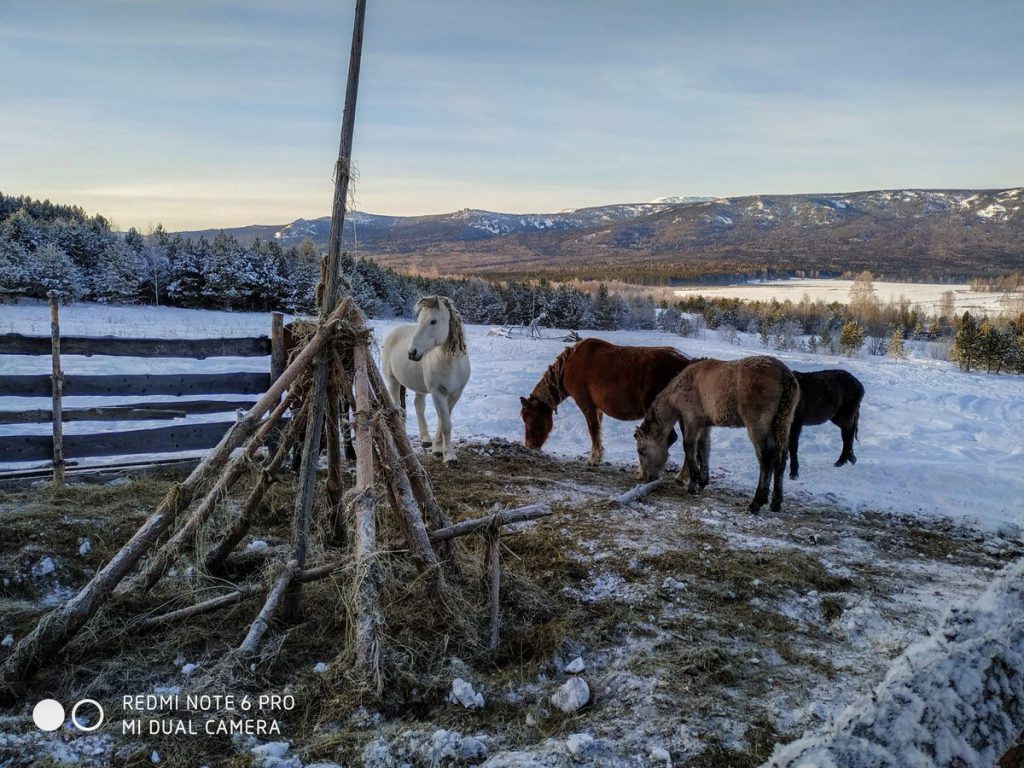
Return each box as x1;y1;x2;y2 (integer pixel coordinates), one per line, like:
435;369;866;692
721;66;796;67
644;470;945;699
887;325;906;360
23;243;84;299
93;237;144;303
952;312;981;371
592;284;617;330
839;319;866;356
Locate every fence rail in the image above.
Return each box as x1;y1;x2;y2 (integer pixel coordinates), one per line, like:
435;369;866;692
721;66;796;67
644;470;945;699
0;333;271;358
0;421;241;462
0;303;287;479
2;372;271;398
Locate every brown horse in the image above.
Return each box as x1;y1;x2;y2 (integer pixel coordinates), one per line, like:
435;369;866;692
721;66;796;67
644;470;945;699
789;369;864;479
635;355;800;513
520;337;691;467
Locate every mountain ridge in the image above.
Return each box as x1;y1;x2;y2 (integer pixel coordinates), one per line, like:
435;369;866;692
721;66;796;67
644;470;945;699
170;188;1024;281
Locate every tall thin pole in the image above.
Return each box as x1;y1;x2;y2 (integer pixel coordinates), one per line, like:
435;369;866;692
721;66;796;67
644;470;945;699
285;0;368;618
48;291;65;486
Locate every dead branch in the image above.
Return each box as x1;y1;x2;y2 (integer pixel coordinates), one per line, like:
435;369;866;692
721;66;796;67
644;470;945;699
610;477;664;505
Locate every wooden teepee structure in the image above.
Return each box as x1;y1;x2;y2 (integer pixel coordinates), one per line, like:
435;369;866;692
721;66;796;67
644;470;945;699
0;0;548;700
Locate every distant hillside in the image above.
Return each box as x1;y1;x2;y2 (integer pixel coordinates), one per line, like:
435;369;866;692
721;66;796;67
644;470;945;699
172;188;1024;282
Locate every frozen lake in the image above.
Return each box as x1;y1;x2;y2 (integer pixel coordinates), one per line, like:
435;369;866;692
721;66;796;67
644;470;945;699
673;278;1023;316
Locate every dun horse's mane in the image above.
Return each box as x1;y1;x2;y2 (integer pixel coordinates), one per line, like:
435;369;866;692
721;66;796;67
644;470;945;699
529;344;574;411
416;295;467;356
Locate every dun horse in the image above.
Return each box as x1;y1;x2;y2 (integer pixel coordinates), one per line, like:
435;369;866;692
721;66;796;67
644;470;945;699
635;355;799;513
382;295;471;465
789;369;864;479
520;338;691;468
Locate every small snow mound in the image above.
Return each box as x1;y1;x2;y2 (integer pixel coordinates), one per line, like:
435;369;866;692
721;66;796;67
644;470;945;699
565;656;585;674
247;540;269;553
661;576;687;592
1;634;13;647
180;662;199;676
79;539;92;556
250;740;300;768
151;751;161;763
313;662;328;673
448;677;485;709
649;745;673;766
32;556;56;578
566;733;595;755
551;677;590;713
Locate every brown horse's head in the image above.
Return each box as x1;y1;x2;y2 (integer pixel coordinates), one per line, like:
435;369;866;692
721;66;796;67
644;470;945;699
520;395;554;449
634;415;676;481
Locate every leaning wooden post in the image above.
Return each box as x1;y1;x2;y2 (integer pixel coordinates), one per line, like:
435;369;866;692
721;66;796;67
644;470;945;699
283;0;368;620
351;344;382;691
486;527;501;649
326;352;348;546
372;414;445;595
0;301;349;693
48;291;64;486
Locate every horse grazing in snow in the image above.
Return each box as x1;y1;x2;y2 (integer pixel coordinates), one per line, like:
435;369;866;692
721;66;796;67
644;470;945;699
520;338;691;470
635;355;800;513
382;295;471;466
789;369;864;479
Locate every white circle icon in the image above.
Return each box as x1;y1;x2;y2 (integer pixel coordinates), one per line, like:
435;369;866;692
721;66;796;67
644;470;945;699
32;699;65;731
71;699;105;732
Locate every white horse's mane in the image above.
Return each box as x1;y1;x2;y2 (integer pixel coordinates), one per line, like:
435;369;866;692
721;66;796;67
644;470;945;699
416;295;467;356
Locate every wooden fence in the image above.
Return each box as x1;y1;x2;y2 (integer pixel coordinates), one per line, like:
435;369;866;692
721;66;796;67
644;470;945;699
0;295;287;481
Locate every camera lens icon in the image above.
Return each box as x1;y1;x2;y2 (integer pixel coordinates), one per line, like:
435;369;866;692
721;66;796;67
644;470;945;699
32;698;105;732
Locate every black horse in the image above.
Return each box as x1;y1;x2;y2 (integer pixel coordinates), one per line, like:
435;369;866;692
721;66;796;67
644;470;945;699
789;369;865;479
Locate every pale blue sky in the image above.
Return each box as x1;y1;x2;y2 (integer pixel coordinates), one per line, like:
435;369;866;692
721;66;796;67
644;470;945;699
2;0;1022;230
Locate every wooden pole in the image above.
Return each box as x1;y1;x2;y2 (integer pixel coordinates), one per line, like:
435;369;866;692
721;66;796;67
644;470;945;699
270;312;286;383
48;292;64;486
352;344;381;690
0;300;349;692
486;528;500;649
428;503;551;543
372;414;445;595
239;560;299;654
326;352;347;546
283;0;368;619
267;310;286;457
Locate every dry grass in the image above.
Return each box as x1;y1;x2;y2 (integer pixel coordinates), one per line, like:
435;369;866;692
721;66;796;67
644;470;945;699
0;440;1014;767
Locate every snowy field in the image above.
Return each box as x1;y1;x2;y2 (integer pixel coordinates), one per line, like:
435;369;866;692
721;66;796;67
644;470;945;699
672;278;1024;316
1;300;1022;535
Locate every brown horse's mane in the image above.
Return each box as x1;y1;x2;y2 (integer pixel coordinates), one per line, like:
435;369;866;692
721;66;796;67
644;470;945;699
529;344;575;411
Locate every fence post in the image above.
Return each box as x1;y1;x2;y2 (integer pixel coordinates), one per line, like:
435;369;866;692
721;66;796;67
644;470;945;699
270;312;285;383
48;291;65;485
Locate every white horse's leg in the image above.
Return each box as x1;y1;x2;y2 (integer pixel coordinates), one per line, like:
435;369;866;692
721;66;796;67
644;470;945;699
414;393;430;448
431;390;456;464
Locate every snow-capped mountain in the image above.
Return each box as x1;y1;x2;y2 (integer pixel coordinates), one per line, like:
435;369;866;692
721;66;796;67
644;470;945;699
172;188;1024;281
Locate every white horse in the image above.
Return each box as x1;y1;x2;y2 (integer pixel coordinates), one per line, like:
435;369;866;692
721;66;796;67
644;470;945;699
382;295;471;465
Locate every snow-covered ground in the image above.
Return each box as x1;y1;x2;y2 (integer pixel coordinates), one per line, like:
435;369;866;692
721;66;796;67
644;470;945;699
1;300;1022;534
672;278;1023;316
